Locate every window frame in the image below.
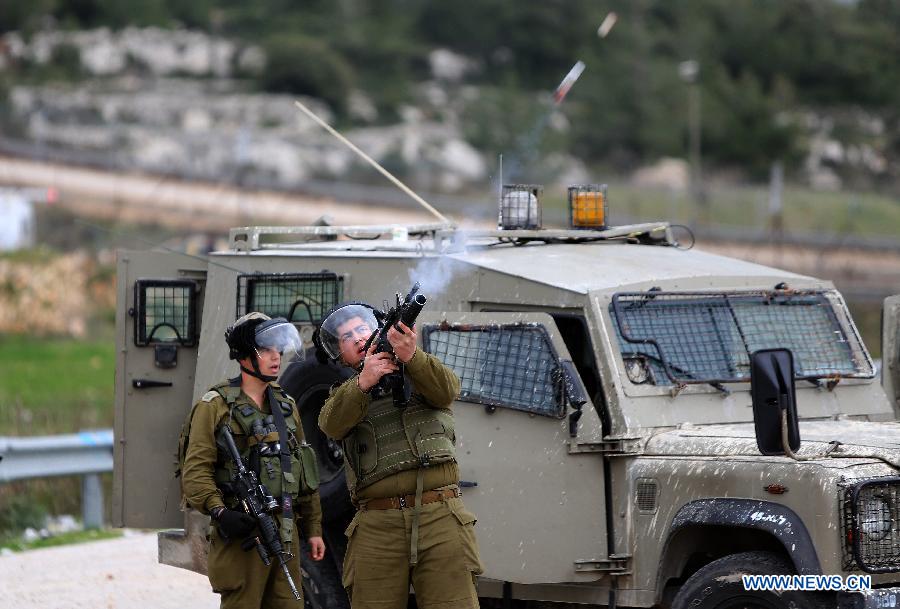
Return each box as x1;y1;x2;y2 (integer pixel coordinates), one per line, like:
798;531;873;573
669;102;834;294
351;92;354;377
608;288;875;387
422;319;568;418
133;279;198;347
235;271;343;324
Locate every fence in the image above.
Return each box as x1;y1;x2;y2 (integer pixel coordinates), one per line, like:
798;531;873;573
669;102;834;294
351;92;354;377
0;429;113;529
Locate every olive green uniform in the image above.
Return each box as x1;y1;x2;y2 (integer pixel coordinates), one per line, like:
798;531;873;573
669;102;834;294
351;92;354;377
319;349;483;609
182;380;323;609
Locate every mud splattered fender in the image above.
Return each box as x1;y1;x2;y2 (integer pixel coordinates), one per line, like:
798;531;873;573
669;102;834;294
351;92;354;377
661;498;822;579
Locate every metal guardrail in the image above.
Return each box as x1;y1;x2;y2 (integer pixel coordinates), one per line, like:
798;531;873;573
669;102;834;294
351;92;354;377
0;429;113;529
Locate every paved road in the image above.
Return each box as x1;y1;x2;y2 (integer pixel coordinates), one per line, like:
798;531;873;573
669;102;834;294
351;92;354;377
1;531;219;609
0;155;436;229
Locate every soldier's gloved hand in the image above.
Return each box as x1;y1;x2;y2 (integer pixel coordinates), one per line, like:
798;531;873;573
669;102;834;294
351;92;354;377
214;508;256;538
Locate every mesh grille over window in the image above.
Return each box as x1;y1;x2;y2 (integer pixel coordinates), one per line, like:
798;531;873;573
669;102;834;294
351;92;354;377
134;279;197;346
423;323;563;417
610;290;874;385
842;477;900;573
237;272;342;323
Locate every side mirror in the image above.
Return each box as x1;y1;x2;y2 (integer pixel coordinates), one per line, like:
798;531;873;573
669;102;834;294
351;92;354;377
750;349;801;455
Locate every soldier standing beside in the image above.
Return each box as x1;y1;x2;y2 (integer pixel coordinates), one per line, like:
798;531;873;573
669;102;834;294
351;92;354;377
316;303;483;609
181;312;326;608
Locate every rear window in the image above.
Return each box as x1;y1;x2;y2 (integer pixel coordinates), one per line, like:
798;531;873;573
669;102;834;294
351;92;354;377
236;272;342;323
610;289;874;386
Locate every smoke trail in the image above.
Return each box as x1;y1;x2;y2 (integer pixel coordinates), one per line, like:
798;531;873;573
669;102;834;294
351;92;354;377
407;244;471;299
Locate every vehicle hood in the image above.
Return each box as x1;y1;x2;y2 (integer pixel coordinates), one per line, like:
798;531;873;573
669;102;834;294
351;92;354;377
643;419;900;469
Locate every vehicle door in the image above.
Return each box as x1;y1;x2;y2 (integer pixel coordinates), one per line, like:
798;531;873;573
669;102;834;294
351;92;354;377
417;311;608;584
112;250;206;529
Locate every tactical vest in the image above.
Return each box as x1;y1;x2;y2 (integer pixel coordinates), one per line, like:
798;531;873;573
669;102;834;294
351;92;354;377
342;392;456;493
209;381;320;503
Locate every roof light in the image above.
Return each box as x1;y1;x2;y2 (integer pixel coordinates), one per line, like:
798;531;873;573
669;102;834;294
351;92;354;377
568;184;608;230
499;184;542;230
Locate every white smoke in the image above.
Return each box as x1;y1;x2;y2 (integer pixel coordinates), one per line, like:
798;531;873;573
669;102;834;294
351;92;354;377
407;253;470;299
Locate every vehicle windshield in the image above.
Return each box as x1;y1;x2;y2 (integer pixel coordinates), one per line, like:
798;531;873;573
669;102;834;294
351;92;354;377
609;289;875;386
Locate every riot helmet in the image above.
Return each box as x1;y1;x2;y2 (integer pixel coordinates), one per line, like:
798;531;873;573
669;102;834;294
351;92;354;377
316;303;380;366
225;312;303;381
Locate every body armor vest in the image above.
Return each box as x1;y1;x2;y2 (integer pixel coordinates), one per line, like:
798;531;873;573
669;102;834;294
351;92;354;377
343;391;456;493
210;381;319;503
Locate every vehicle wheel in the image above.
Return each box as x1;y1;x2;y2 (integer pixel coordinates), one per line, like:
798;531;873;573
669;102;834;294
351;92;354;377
280;358;354;525
283;359;355;609
672;551;828;609
300;536;350;609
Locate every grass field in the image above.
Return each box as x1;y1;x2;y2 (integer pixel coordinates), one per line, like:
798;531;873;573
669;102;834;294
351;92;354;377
0;335;116;538
0;335;115;435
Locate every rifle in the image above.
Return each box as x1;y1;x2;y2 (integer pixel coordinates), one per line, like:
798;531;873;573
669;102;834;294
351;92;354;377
365;282;427;407
219;425;301;601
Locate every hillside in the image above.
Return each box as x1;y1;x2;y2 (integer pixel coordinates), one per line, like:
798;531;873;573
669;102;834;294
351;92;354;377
1;0;899;195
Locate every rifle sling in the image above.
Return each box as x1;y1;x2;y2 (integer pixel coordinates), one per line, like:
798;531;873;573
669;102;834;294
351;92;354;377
266;386;294;520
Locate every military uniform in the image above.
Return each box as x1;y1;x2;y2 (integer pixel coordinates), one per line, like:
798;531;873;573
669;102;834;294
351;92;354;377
182;378;323;609
319;349;483;609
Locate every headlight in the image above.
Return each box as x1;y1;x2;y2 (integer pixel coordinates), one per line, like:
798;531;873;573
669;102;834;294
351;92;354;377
860;495;893;542
843;477;900;573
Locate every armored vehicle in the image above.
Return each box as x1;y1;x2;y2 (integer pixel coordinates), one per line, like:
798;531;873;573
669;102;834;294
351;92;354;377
113;202;900;608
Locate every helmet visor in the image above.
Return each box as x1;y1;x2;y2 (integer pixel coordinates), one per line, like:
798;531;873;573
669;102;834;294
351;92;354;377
254;318;304;363
319;304;379;362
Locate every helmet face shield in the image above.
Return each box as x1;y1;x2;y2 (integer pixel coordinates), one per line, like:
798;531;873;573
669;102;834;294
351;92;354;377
318;304;379;363
254;318;304;363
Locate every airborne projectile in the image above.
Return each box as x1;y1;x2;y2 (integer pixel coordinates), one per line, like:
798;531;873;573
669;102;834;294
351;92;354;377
553;60;586;105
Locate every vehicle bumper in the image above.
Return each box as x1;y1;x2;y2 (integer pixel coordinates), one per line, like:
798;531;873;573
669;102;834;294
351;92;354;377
838;588;900;609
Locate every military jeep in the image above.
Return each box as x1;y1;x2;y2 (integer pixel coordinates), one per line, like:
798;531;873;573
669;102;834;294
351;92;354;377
113;212;900;609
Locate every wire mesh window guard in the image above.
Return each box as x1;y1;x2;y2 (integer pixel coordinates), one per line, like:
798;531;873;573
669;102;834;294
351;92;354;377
610;290;874;385
134;279;197;346
423;323;564;417
236;272;342;323
842;477;900;573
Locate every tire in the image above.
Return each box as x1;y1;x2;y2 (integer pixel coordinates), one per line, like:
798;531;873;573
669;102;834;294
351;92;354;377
300;536;350;609
282;359;355;609
280;358;355;524
672;551;830;609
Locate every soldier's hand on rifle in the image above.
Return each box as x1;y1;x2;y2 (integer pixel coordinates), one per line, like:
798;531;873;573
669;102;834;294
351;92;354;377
308;535;326;561
358;341;399;392
388;321;417;363
213;507;256;538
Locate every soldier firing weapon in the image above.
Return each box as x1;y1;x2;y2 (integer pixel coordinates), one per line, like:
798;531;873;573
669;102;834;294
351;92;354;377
364;282;427;407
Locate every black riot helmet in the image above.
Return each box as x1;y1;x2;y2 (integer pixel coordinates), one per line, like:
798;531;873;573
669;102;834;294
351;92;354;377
225;312;303;381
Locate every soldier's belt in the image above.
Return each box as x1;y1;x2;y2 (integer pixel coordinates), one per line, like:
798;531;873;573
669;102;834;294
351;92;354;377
359;488;460;511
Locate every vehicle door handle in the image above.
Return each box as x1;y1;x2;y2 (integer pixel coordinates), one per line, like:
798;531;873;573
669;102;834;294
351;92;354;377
132;379;174;389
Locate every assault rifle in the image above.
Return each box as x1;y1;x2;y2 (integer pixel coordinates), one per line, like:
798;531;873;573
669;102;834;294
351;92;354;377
365;282;427;407
219;425;301;601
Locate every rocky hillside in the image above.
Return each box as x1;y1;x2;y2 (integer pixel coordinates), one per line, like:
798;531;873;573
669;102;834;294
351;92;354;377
0;25;895;195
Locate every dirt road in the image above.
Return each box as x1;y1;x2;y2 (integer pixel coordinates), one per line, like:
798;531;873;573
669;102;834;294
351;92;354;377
1;531;219;609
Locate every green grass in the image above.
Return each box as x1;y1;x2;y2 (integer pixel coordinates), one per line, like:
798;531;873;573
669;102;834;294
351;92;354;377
0;335;115;434
0;528;122;552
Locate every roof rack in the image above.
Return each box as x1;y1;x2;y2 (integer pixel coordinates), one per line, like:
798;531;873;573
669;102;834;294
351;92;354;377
436;222;675;248
228;221;675;252
229;222;453;251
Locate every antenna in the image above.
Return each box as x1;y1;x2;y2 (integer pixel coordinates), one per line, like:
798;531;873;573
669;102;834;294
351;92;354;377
498;153;503;203
294;100;450;225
